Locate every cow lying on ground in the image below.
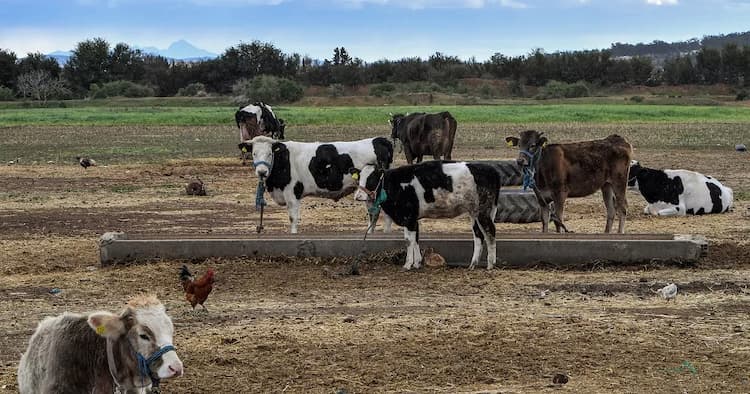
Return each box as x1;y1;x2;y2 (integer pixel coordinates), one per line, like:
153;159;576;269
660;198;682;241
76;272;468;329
235;102;285;165
18;295;183;394
506;130;632;233
351;161;501;270
628;161;734;215
239;136;393;233
390;112;457;164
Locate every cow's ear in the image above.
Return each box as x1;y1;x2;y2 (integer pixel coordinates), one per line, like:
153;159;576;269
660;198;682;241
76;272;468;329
348;167;361;180
88;311;126;338
505;137;519;147
539;136;548;147
238;142;252;153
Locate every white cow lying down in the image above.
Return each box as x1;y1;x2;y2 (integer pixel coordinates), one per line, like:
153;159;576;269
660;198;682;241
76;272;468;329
628;161;733;216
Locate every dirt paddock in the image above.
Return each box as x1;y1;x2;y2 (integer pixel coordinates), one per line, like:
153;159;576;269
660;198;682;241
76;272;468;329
0;143;749;393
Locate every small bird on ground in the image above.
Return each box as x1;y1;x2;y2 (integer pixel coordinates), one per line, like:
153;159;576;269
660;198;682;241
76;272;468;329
75;156;96;169
736;144;747;152
7;157;20;165
655;283;678;301
179;265;215;311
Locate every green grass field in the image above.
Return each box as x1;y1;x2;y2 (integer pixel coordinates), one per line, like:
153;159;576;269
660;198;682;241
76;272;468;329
2;103;750;127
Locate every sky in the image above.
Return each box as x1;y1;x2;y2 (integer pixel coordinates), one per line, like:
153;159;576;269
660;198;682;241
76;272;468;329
1;0;750;61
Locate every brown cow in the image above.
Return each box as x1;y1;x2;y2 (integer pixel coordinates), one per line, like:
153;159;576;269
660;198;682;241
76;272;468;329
390;112;457;164
505;130;632;233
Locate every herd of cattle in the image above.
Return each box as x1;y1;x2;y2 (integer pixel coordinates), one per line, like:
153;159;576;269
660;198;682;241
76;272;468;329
234;102;735;270
14;103;737;394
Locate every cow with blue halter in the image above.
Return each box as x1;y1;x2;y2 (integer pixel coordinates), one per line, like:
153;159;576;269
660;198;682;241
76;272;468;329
18;295;183;394
505;130;632;233
239;135;393;234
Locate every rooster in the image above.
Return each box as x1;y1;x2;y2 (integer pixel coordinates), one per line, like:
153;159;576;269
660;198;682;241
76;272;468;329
179;265;215;311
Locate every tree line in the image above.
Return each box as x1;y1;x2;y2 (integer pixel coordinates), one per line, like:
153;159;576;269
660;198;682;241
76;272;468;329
1;37;750;102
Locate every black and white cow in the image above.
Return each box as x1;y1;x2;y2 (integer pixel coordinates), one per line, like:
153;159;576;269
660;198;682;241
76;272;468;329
628;161;734;216
351;161;501;270
235;102;284;165
238;136;393;233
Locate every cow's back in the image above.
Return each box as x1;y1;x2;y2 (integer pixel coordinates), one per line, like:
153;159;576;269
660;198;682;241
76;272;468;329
19;313;108;394
543;135;631;198
664;169;734;214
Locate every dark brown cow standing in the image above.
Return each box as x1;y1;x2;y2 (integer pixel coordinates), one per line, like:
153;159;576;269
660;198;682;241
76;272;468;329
390;112;457;164
505;130;632;233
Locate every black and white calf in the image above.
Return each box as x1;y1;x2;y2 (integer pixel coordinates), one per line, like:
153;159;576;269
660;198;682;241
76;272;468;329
351;161;502;270
239;136;393;233
628;161;734;216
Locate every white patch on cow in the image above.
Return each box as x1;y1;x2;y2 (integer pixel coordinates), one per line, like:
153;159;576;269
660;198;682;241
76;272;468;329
637;169;734;216
133;304;183;379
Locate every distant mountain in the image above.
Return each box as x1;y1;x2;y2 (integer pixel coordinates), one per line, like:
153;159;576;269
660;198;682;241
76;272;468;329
46;40;218;65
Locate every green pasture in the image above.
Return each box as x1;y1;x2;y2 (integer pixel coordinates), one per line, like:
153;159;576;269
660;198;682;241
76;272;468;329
1;103;750;127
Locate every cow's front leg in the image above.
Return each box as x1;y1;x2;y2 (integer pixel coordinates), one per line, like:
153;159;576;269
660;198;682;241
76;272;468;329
382;213;393;233
403;222;422;270
287;198;301;234
539;201;551;233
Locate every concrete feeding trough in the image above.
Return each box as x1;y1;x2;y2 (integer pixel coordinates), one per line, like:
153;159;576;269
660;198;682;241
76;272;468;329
99;232;707;268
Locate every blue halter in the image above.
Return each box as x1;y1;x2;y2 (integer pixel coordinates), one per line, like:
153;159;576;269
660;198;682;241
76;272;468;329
135;344;176;387
520;148;541;191
253;160;272;169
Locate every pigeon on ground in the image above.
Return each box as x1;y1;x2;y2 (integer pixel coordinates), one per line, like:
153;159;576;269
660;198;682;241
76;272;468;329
75;156;96;169
656;283;678;301
736;144;747;152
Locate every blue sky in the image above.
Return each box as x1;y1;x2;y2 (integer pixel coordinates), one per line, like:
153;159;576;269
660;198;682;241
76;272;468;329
1;0;750;61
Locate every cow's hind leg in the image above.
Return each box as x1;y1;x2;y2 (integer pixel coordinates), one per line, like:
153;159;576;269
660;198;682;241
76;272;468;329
612;177;628;234
552;191;568;233
469;219;484;270
403;222;422;270
477;213;497;270
602;184;616;233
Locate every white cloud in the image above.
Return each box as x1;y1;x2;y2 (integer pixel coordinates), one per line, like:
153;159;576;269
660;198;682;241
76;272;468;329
646;0;678;5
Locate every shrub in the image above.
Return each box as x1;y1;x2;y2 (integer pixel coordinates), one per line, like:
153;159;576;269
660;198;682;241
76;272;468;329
509;79;525;97
629;95;644;103
535;80;589;100
478;84;495;98
736;91;748;101
89;80;155;99
0;85;14;101
369;83;396;97
176;82;207;97
328;83;345;98
232;75;304;103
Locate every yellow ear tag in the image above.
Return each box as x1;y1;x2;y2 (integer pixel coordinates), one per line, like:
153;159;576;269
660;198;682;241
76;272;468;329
241;147;247;153
96;325;106;335
506;140;514;148
351;173;359;180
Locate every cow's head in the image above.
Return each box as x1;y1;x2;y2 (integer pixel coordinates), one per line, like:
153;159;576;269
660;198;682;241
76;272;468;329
87;295;183;380
505;130;548;167
349;164;384;202
627;160;642;190
389;114;405;140
235;109;260;141
242;136;285;180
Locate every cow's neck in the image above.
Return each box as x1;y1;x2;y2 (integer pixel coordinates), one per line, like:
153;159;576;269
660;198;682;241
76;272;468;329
106;336;151;393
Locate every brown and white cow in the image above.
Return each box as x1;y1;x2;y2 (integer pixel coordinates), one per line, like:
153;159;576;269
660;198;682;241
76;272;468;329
390;112;457;164
18;295;183;394
505;130;632;233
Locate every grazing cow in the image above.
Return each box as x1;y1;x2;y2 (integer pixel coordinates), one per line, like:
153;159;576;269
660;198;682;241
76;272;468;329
351;161;501;270
390;112;457;164
238;136;393;233
628;161;734;216
235;102;284;165
18;295;183;394
505;130;632;233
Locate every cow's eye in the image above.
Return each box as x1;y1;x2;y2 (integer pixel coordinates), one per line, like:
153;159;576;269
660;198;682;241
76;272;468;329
139;334;150;340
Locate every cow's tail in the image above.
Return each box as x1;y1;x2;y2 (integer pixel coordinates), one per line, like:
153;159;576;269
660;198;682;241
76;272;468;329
442;112;458;160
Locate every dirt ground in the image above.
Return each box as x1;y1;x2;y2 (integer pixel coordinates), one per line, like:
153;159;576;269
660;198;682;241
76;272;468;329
1;142;749;393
